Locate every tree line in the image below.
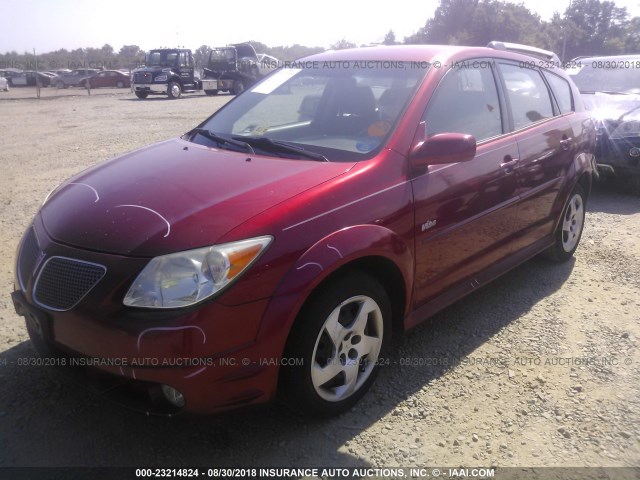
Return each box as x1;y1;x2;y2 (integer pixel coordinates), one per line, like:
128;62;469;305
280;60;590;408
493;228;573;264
1;0;637;71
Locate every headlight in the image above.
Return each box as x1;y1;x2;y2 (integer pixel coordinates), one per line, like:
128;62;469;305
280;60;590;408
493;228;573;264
154;74;168;82
123;236;272;309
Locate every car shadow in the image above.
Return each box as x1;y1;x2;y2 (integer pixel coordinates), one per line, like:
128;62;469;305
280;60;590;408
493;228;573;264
0;255;574;468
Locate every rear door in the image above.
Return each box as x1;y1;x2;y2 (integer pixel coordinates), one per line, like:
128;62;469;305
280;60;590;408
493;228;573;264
412;60;520;306
495;63;575;250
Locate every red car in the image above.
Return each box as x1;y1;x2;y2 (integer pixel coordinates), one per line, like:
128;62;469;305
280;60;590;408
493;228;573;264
13;43;595;416
79;70;131;88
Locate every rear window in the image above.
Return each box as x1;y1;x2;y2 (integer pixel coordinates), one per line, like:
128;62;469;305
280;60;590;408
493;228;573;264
499;64;554;130
543;71;574;114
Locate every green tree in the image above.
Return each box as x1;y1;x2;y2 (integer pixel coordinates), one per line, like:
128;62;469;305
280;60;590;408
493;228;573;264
383;30;397;45
562;0;628;58
330;39;357;50
194;44;211;70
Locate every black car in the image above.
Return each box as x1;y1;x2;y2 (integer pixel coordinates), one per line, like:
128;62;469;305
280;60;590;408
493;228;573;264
567;55;640;189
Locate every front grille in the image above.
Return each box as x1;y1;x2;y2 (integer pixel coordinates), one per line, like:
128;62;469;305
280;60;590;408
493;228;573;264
133;72;152;83
34;257;106;311
18;228;40;290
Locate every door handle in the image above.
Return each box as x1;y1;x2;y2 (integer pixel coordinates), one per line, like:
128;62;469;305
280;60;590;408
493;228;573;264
500;156;519;173
560;137;573;151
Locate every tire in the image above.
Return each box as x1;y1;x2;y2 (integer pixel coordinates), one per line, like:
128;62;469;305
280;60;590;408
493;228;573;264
135;91;148;99
56;81;64;89
279;272;391;417
25;318;59;359
232;81;245;96
167;81;181;99
204;89;219;96
4;84;8;92
545;184;586;262
116;81;124;88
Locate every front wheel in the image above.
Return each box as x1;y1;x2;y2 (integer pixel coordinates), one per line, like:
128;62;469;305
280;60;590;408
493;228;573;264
167;81;181;99
279;273;391;417
545;184;586;262
116;81;124;88
134;91;148;99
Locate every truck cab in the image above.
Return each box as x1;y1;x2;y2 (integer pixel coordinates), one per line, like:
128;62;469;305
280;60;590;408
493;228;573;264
132;48;200;99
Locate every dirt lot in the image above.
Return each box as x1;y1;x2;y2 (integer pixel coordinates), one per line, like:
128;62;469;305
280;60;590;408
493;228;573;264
0;87;639;471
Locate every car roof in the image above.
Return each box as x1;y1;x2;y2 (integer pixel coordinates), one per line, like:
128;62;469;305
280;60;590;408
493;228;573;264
302;44;553;64
572;54;640;61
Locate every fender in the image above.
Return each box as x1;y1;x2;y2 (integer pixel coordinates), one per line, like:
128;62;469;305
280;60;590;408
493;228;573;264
275;224;413;302
551;151;593;233
251;224;414;400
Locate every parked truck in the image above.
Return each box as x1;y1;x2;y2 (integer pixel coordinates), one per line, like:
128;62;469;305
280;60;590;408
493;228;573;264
131;44;266;99
202;43;264;96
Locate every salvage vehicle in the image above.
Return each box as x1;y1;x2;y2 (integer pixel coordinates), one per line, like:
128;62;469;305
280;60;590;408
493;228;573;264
202;43;264;96
566;55;640;190
13;42;595;417
132;48;202;99
9;71;55;87
51;68;101;88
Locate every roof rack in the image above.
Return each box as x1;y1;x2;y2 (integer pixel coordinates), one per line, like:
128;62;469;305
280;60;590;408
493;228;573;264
487;41;560;63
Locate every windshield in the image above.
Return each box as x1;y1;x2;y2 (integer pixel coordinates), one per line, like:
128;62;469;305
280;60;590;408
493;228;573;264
210;49;236;62
146;51;179;67
567;60;640;94
195;63;426;161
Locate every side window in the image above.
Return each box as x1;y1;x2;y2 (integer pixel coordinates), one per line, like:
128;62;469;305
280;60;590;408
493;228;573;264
423;64;502;142
543;71;574;114
498;64;554;129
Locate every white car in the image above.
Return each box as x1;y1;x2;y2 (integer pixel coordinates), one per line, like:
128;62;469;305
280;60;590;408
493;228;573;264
256;54;280;76
0;76;10;91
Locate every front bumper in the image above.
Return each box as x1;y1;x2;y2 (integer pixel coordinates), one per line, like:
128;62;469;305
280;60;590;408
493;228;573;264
12;217;282;414
132;83;168;94
596;135;640;176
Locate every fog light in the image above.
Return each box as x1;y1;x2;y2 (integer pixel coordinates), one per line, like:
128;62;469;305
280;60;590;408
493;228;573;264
161;384;185;408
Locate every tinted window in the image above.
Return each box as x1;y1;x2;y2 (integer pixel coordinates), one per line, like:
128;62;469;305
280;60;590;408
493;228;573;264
499;64;553;129
423;64;502;142
543;71;573;114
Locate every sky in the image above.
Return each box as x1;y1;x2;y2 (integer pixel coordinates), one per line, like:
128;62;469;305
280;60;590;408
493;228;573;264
2;0;640;54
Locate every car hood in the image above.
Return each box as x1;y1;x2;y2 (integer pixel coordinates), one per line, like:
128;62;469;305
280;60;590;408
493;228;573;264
41;138;354;256
580;92;640;122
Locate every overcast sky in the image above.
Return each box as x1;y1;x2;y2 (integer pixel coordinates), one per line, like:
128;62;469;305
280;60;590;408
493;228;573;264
3;0;640;54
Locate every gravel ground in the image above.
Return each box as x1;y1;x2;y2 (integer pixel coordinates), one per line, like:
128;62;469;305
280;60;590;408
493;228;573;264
0;88;639;470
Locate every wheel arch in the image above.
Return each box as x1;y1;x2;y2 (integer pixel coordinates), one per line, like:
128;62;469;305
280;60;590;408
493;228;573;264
257;225;413;363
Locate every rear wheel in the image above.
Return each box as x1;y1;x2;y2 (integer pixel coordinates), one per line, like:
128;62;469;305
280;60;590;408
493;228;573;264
204;89;219;96
232;81;245;95
280;272;391;417
167;81;181;99
116;81;124;88
135;91;148;99
545;184;586;262
56;81;64;89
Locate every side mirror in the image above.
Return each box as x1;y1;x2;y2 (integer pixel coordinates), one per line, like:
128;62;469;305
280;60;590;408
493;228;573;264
410;133;477;169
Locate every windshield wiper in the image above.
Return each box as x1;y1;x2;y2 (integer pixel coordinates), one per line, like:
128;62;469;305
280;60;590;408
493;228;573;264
192;128;255;154
231;136;329;162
